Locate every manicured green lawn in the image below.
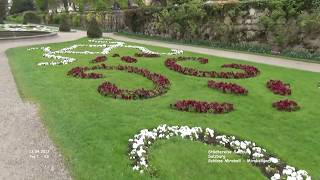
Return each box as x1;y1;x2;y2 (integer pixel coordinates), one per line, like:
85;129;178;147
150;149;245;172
7;38;320;180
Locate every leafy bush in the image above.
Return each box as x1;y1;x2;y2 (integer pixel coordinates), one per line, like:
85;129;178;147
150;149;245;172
72;14;82;27
59;14;71;32
6;14;24;23
87;17;102;38
23;11;41;24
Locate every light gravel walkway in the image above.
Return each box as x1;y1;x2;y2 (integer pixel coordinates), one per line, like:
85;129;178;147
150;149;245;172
105;33;320;73
0;31;86;180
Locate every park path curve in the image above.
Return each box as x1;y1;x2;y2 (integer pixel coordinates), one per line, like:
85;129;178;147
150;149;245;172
0;31;86;180
105;33;320;73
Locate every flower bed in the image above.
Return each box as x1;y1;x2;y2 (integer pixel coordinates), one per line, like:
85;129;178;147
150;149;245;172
68;64;170;100
267;80;291;96
272;99;300;112
128;124;311;180
121;56;137;63
28;38;183;66
208;80;248;95
67;66;103;79
165;57;260;79
134;52;160;57
170;100;234;114
91;56;107;63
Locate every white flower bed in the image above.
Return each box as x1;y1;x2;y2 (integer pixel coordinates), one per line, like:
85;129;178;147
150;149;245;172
27;38;184;66
0;24;58;32
128;124;311;180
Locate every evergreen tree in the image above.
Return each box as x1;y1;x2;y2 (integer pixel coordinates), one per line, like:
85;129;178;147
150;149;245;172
10;0;35;14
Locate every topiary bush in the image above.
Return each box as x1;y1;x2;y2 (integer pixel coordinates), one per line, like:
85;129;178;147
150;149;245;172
23;11;41;24
59;14;71;32
87;17;102;38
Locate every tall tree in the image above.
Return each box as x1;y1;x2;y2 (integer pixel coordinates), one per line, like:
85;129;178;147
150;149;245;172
35;0;49;12
0;0;8;23
10;0;35;14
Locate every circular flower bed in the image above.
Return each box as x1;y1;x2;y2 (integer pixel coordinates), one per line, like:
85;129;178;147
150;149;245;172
272;99;300;112
267;80;291;96
91;56;107;63
208;80;248;95
121;56;137;63
165;57;260;79
68;64;171;100
134;52;161;58
128;124;311;180
170;100;234;114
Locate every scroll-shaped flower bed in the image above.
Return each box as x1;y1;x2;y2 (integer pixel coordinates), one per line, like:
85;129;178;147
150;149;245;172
135;52;160;58
170;100;234;114
67;64;171;100
267;80;291;96
208;80;248;95
272;99;300;112
165;57;260;79
128;124;311;180
121;56;137;63
91;56;107;63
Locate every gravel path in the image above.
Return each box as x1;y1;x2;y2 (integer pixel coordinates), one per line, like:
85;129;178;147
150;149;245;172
105;33;320;73
0;31;86;180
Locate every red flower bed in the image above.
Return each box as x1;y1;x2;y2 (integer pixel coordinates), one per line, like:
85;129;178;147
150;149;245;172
112;53;120;57
272;99;300;111
91;56;107;63
165;57;260;79
67;66;103;79
208;80;248;95
267;80;291;95
68;64;170;100
197;57;208;64
170;100;234;114
134;52;160;57
121;56;137;63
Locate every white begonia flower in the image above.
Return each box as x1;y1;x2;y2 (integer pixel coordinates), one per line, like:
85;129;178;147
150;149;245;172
269;157;279;164
271;173;280;180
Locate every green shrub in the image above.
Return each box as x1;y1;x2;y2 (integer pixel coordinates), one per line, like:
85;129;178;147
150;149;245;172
72;14;81;27
59;14;71;32
6;14;23;23
87;17;102;38
23;11;41;24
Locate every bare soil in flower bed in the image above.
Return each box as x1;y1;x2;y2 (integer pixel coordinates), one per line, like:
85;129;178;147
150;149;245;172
7;37;320;180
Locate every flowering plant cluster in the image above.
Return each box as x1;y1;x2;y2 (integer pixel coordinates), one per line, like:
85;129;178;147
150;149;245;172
267;80;291;96
272;99;300;112
91;56;107;63
165;57;260;79
170;100;234;114
208;80;248;95
128;124;311;180
68;64;170;100
125;45;183;56
67;66;103;79
97;64;170;100
197;57;209;64
134;52;160;57
28;38;183;67
121;56;137;63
